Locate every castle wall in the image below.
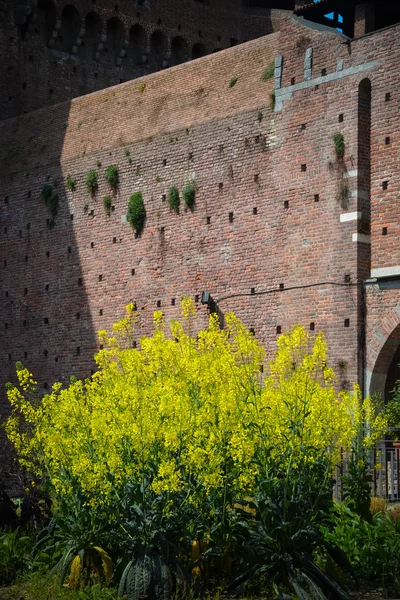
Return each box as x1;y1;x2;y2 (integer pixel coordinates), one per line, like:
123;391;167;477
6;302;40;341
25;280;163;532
2;16;400;436
0;0;289;121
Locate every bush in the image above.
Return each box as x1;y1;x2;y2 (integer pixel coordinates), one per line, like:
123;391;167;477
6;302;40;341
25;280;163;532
5;312;387;598
104;165;119;191
323;502;400;585
167;186;180;213
182;183;196;210
86;170;98;195
333;133;345;158
0;528;32;585
127;192;146;234
103;195;112;217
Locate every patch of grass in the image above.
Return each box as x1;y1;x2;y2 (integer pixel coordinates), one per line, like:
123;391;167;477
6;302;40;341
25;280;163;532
1;573;119;600
85;170;98;195
77;121;83;129
96;160;102;168
155;175;162;183
104;165;119;191
257;111;263;122
138;83;146;93
135;166;141;176
127;192;146;235
183;183;196;210
333;133;345;159
103;195;113;217
66;175;76;192
261;62;275;81
167;187;180;213
229;76;238;88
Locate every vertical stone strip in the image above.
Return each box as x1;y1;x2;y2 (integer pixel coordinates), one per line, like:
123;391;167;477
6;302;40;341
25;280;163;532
304;47;313;81
274;55;283;90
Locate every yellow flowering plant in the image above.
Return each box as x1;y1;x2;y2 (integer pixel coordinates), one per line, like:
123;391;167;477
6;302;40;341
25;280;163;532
5;300;386;592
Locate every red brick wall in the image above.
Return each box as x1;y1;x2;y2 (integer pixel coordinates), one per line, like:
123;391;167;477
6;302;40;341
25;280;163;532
2;16;400;436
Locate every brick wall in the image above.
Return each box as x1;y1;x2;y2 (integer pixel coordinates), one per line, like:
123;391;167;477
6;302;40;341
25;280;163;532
2;16;400;458
0;0;290;121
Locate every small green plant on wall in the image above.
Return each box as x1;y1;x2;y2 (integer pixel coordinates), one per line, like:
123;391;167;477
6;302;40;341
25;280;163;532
229;76;238;88
333;133;345;159
167;187;180;213
66;175;76;192
182;183;196;210
86;170;98;195
41;183;59;220
103;195;113;217
261;62;275;81
104;165;119;191
269;89;276;110
127;192;146;235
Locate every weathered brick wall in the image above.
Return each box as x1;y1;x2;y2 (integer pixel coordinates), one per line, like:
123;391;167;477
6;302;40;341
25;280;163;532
0;0;290;121
2;16;400;448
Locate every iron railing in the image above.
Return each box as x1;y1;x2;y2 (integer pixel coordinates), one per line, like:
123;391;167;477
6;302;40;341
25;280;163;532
334;441;400;501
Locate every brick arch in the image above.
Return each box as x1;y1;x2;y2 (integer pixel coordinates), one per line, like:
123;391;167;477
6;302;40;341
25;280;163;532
170;36;188;65
149;30;167;70
102;17;125;65
127;23;147;67
35;0;57;45
54;4;81;53
81;11;103;61
56;0;83;19
367;306;400;397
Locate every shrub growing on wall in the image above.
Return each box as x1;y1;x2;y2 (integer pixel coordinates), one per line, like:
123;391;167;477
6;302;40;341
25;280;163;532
104;165;119;191
333;133;345;159
127;192;146;234
86;170;98;195
182;183;196;210
103;195;112;217
167;187;180;213
41;184;59;218
261;62;274;81
66;175;76;192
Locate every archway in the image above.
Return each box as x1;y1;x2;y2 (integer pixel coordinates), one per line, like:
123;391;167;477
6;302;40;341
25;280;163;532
127;24;146;67
103;17;125;65
171;36;187;66
35;0;56;45
81;11;102;61
149;30;167;70
368;320;400;401
192;43;206;59
54;4;81;54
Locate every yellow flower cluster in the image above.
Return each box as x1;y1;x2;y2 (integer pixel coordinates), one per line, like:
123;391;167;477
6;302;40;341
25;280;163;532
5;300;386;506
